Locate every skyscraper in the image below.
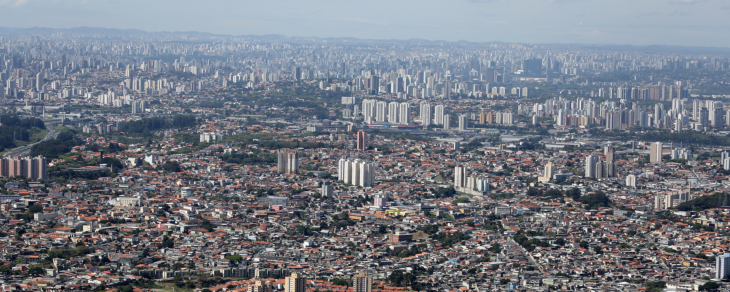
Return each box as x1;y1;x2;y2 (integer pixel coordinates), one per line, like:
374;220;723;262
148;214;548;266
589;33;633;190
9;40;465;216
321;182;333;198
353;271;373;292
717;253;730;280
338;158;375;187
285;273;306;292
626;174;636;188
454;165;467;188
538;162;555;182
387;102;399;124
277;150;287;173
458;115;468;131
398;102;410;125
375;101;387;122
443;114;451;130
605;149;616;177
356;130;367;151
585;155;598;178
434;105;445;125
420;101;431;127
35;72;43;92
650;142;663;163
277;150;299;174
368;74;379;95
362;99;377;124
374;195;387;209
545;162;555;180
287;151;299;174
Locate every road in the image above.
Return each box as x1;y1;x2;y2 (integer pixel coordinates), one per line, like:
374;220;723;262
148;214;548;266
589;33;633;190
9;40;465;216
4;126;59;158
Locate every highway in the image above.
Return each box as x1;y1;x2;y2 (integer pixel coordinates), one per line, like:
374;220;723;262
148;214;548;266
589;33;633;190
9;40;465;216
4;126;59;158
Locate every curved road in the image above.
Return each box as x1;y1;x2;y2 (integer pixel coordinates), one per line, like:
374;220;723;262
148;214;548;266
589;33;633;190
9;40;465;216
4;126;59;158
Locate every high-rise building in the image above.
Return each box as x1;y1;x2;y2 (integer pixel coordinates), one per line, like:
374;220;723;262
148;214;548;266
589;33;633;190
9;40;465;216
0;156;46;180
650;142;663;163
132;100;142;114
356;130;367;151
434;105;445;125
595;160;605;179
443;114;451;130
368;74;379;95
585;155;598;178
375;101;387;122
717;253;730;280
321;182;333;198
605;149;616;177
250;280;273;292
538;162;555;182
454;165;467;188
287;151;299;174
398;102;409;125
285;273;306;292
387;102;399;124
700;107;709;128
362;99;377;124
443;81;451;99
545;162;555;180
693;99;703;122
374;195;387;209
466;175;490;192
353;271;373;292
277;150;299;174
420;101;431;127
626;175;636;188
338;158;375;187
35;72;44;92
712;105;724;128
458;115;468;131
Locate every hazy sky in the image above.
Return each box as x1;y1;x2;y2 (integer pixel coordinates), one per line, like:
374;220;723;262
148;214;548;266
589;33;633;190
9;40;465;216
0;0;729;47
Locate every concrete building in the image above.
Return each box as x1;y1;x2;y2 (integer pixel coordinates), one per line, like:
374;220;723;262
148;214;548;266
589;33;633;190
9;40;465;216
356;130;367;151
353;271;373;292
285;273;306;292
585;155;598;178
717;253;730;280
538;162;555;182
626;174;636;188
420;101;431;127
650;142;663;163
454;165;467;188
338;158;375;187
277;149;299;174
458;114;468;131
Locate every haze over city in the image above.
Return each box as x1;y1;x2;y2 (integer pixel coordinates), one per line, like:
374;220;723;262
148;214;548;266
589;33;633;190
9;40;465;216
3;1;730;292
1;0;730;47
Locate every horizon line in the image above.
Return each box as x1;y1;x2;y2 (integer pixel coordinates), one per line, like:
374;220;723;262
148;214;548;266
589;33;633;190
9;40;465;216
2;25;730;52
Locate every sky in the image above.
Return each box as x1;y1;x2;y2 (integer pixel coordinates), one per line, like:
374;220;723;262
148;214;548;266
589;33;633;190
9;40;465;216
0;0;729;47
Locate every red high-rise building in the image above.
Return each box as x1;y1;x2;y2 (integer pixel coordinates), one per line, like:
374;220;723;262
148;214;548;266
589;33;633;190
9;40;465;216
356;130;367;151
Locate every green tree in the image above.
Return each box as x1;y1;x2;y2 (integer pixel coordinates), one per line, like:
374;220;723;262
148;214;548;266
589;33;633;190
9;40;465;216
699;281;720;291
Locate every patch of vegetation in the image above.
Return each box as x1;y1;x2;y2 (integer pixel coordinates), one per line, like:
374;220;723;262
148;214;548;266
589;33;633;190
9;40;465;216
676;193;724;211
118;115;197;135
577;191;612;209
30;130;83;159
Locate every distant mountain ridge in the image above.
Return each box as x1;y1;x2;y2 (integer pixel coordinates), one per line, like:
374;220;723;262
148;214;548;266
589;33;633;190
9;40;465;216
1;26;729;55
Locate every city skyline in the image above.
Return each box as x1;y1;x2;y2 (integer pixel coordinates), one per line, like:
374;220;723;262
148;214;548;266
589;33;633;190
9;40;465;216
1;0;730;47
